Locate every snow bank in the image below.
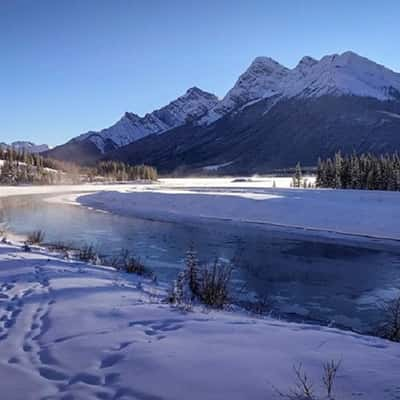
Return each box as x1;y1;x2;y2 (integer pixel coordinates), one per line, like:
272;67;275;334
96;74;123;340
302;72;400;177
0;241;399;399
2;178;400;240
75;183;400;240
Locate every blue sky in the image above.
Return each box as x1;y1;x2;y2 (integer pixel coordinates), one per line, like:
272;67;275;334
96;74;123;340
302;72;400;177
1;0;400;146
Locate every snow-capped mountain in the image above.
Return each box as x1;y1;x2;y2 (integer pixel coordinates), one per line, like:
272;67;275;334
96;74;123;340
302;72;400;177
201;51;400;124
284;51;400;100
0;141;49;153
73;87;218;153
202;57;289;124
48;51;400;172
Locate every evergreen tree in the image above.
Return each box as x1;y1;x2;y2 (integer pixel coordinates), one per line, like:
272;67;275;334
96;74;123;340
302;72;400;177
185;245;199;298
293;162;302;188
316;151;400;192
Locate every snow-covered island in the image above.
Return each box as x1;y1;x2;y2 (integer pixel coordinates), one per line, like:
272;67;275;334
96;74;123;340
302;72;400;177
1;178;400;399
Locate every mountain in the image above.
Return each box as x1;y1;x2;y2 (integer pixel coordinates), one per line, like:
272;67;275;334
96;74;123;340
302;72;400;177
0;141;49;154
46;87;218;163
47;51;400;173
200;57;289;124
103;95;400;174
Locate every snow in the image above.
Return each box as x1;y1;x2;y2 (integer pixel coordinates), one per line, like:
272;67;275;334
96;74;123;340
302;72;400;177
200;57;289;124
4;178;400;241
202;51;400;125
76;87;218;152
202;161;234;171
71;184;400;241
67;51;400;149
0;240;400;399
284;51;400;100
379;110;400;119
2;177;390;241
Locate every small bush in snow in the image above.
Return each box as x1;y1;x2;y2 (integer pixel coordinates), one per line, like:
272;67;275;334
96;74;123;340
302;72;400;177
322;360;341;399
47;241;73;252
377;296;400;342
78;244;99;264
27;230;45;245
197;259;233;308
168;271;193;311
112;249;154;278
23;243;31;252
276;360;341;400
169;246;233;309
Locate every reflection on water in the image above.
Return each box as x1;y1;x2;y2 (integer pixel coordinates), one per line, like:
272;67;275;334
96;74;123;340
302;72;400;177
1;194;400;332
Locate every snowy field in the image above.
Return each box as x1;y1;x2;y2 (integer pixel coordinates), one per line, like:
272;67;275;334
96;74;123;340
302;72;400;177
1;240;400;400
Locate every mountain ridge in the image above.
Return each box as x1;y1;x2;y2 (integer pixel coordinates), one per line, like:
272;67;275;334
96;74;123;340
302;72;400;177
72;86;218;153
0;141;49;154
46;51;400;172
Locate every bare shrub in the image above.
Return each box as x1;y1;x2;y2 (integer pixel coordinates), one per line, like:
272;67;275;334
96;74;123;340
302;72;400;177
78;244;99;264
377;296;400;342
112;249;154;277
288;363;315;400
47;241;74;252
246;294;272;315
276;360;341;400
197;259;233;308
23;243;31;252
123;255;146;275
27;230;45;245
322;360;341;398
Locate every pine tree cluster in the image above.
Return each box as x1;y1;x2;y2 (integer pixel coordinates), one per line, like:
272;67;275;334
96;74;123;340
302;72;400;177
316;152;400;191
0;148;62;185
0;148;158;185
94;162;158;181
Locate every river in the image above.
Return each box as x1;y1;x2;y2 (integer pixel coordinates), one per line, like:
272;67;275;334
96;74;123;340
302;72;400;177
1;193;400;333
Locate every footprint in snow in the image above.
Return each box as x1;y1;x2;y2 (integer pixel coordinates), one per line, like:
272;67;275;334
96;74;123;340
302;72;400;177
39;367;69;382
100;353;124;369
69;372;102;386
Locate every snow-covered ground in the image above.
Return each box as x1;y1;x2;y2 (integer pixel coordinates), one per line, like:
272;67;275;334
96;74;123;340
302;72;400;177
1;240;400;399
57;178;400;241
3;177;400;240
0;176;304;199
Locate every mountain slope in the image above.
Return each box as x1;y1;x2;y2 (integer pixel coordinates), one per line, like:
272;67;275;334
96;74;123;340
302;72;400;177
283;51;400;100
104;95;400;173
201;51;400;125
51;87;218;159
201;57;289;124
48;51;400;171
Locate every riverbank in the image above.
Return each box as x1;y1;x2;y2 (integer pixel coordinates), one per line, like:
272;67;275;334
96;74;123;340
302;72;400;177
61;181;400;241
2;177;400;240
0;238;399;399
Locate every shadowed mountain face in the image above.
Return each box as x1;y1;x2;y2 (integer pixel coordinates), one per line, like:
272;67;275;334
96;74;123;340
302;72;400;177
102;96;400;174
46;51;400;172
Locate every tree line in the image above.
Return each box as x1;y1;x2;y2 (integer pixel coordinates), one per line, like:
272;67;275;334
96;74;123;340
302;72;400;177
93;161;157;182
0;148;62;185
316;152;400;191
0;148;158;185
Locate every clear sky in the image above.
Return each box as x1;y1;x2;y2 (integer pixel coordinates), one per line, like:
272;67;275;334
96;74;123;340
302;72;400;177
1;0;400;146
